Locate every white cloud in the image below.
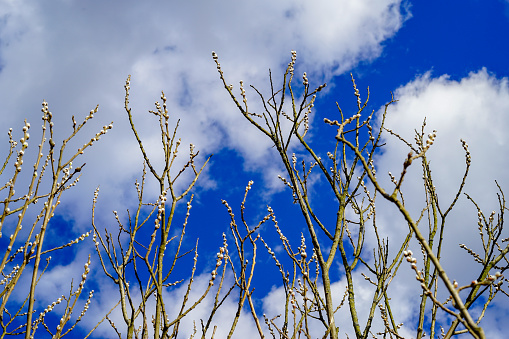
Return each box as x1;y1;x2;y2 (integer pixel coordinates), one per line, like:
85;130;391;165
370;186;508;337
260;268;420;337
0;0;409;227
375;68;509;250
369;68;509;335
83;272;262;338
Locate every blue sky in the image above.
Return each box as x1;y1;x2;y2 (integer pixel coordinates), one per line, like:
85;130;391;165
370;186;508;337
1;0;509;337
